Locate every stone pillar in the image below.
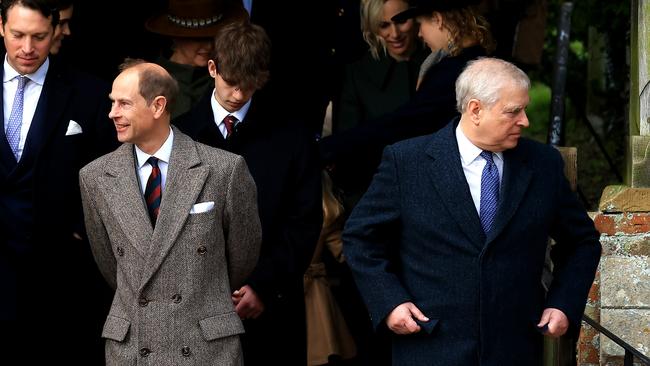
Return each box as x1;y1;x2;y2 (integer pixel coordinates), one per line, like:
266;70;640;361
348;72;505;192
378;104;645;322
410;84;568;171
577;1;650;365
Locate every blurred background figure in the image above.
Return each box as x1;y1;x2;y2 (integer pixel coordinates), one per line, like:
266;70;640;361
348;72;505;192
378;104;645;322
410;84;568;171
322;0;495;210
338;0;428;133
48;0;73;55
334;0;429;210
145;0;248;118
304;171;357;366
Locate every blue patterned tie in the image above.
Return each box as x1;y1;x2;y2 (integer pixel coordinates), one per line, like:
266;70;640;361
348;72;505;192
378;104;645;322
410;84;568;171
5;76;28;159
144;157;162;226
480;151;500;233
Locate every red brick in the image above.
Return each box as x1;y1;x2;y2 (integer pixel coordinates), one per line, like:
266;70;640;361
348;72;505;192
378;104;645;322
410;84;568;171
593;213;650;235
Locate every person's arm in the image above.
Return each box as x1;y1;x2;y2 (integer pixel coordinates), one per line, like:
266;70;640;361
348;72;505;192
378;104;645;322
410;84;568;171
544;148;602;336
237;130;323;315
319;57;462;166
79;167;117;290
224;156;262;291
342;145;413;330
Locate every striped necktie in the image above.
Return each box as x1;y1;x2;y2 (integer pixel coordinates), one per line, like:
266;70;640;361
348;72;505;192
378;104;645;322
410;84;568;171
144;157;162;226
223;115;238;139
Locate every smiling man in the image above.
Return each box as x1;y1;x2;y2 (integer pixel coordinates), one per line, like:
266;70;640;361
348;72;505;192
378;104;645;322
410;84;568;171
342;58;602;366
81;59;261;365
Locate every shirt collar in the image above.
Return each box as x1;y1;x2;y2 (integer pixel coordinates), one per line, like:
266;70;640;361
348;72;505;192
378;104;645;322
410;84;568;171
455;123;503;165
135;127;174;168
210;88;252;126
3;54;49;85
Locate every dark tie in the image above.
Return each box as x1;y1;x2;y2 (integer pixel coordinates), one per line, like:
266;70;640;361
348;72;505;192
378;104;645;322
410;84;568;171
144;157;162;226
479;151;500;234
223;115;238;138
5;76;28;159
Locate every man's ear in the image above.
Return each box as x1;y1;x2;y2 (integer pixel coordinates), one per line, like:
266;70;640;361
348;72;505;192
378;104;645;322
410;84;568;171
467;99;482;125
152;96;167;118
208;60;217;78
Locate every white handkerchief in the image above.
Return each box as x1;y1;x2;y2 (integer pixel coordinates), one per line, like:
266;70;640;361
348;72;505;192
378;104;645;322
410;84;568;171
190;201;215;214
65;120;83;136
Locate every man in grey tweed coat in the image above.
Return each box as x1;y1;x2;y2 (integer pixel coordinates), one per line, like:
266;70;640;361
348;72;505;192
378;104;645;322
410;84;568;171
79;59;261;365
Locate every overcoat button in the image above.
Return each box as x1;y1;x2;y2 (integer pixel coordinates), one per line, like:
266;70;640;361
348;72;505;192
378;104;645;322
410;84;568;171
181;346;191;357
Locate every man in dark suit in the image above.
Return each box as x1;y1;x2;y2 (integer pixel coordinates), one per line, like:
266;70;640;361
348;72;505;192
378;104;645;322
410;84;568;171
174;21;322;365
342;58;601;366
0;0;116;363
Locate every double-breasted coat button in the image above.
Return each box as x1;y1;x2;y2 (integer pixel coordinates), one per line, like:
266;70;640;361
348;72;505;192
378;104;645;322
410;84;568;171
139;348;151;357
181;346;191;357
138;297;149;307
197;246;207;255
172;294;182;303
116;247;124;256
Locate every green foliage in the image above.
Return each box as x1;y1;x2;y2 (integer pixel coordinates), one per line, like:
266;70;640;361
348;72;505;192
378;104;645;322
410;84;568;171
526;0;629;210
523;82;551;142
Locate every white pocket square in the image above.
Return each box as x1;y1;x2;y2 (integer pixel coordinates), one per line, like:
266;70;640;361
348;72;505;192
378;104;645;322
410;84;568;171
65;120;83;136
190;201;215;214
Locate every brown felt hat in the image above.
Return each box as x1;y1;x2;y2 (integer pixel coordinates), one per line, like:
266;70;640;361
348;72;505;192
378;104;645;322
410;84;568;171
145;0;248;38
392;0;480;22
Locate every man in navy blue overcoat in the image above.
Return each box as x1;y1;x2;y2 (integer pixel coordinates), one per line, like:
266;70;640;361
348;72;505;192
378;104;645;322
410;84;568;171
343;58;601;366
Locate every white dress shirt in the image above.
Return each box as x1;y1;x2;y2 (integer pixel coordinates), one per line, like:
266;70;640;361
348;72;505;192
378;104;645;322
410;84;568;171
135;128;173;194
3;55;49;161
210;89;251;138
456;124;504;215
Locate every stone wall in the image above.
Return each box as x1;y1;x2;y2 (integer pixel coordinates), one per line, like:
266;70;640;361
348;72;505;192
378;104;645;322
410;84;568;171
577;187;650;365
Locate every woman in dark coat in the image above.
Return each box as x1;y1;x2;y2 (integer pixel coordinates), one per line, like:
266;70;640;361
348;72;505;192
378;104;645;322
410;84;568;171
320;0;495;190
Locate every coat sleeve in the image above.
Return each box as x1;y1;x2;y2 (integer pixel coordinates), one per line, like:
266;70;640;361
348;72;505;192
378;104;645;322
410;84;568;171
545;149;602;335
79;167;118;290
319;55;463;165
245;133;323;303
224;156;262;291
342;145;412;330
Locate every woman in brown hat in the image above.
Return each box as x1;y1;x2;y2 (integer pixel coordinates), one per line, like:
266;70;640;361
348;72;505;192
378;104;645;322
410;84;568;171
145;0;248;119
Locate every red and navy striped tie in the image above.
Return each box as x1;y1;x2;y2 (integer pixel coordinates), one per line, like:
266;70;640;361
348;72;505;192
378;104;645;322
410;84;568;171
145;157;162;226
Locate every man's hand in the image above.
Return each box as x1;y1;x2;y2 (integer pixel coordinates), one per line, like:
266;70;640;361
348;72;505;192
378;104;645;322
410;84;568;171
232;285;265;320
386;302;429;335
537;307;569;337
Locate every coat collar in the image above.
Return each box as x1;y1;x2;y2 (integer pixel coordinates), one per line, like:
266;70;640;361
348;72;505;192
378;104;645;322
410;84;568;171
100;127;209;288
424;119;533;248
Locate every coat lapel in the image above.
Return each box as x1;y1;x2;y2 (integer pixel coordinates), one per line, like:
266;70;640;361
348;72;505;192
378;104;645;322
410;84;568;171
21;68;71;165
138;128;208;291
99;143;153;256
426;123;485;249
485;146;532;244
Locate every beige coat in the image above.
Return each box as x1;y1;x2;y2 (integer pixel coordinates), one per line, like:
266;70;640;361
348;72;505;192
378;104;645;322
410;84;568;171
80;129;261;365
304;173;356;365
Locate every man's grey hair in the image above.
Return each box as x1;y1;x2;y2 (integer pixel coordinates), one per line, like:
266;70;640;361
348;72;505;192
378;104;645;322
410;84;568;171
455;57;530;113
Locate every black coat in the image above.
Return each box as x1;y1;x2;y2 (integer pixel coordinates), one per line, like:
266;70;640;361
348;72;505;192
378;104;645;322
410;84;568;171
343;121;602;365
320;46;486;173
174;92;322;365
0;57;117;362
